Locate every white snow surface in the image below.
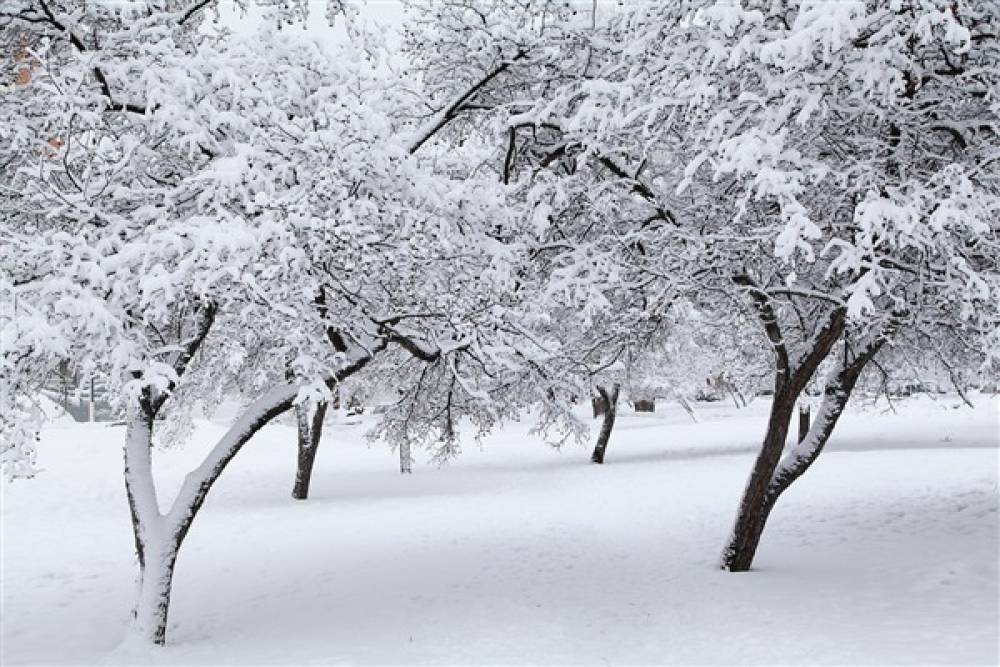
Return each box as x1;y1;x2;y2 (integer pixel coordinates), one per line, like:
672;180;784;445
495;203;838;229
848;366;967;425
2;395;998;665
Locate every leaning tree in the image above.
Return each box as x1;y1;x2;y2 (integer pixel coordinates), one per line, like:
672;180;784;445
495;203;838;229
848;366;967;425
527;0;1000;569
1;0;565;644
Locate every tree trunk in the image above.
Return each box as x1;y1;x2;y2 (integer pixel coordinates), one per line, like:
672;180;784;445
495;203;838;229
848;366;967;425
719;287;848;573
121;381;318;645
677;396;698;423
798;404;811;443
292;400;328;500
592;393;608;418
590;384;620;464
61;370;69;412
721;333;882;572
124;407;175;645
767;344;882;504
729;382;749;409
131;541;180;645
400;440;413;474
114;305;384;647
720;385;799;571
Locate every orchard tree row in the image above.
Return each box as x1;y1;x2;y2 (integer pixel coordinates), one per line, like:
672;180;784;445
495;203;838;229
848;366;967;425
2;0;997;646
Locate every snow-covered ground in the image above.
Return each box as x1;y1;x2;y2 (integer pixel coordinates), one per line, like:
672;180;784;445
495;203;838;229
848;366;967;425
3;395;998;665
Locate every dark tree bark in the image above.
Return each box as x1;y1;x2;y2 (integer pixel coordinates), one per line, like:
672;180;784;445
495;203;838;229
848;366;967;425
590;384;620;464
722;347;880;571
798;404;811;443
592;393;608;418
729;382;748;409
721;279;892;572
292;400;328;500
634;399;655;412
720;385;802;572
766;338;885;503
721;278;847;572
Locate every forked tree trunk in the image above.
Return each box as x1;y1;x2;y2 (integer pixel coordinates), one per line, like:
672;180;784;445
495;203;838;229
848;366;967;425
123;384;301;644
677;396;698;422
721;335;883;572
124;406;178;645
116;301;386;646
292;400;328;500
766;344;882;504
123;368;372;644
730;383;748;409
720;285;849;573
590;384;620;464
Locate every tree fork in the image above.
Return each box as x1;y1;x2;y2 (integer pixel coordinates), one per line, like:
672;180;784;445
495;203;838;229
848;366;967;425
721;287;846;572
722;329;884;572
122;341;383;645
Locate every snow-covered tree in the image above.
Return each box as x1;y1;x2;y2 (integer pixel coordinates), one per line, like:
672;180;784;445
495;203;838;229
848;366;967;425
414;0;1000;559
0;2;384;641
526;0;1000;569
0;0;568;644
400;1;700;465
5;2;998;648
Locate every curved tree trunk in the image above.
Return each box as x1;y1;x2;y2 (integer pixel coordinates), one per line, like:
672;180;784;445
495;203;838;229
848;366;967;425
117;294;454;645
123;386;300;644
124;405;180;645
720;385;799;571
123;347;381;645
721;282;848;573
721;331;884;572
292;400;328;500
590;384;620;464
